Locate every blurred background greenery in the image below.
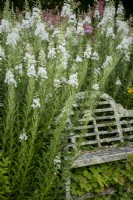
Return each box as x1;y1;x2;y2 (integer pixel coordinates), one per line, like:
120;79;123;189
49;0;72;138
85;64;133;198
0;0;133;19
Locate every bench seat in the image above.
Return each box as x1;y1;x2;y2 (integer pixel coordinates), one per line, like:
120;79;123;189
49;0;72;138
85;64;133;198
72;146;133;168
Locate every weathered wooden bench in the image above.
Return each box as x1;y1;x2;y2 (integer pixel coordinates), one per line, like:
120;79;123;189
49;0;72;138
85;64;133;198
65;93;133;200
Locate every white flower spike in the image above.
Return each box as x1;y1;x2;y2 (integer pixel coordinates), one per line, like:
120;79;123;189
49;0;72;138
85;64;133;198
31;98;41;109
5;70;17;87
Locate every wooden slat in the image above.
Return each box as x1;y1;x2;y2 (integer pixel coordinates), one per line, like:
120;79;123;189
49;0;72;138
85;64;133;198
95;115;115;120
122;127;133;132
98;101;110;105
68;130;119;140
80;140;98;145
72;146;133;168
73;125;94;130
68;132;96;138
73;187;117;200
97;122;116;128
128;135;133;139
120;120;133;125
100;137;121;143
95;108;113;113
98;129;118;135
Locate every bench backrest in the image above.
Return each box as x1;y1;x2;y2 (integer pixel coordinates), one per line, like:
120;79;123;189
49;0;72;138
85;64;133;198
67;93;133;151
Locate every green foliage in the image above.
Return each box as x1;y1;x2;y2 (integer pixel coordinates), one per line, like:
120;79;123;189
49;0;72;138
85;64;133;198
0;1;132;199
71;154;133;199
105;52;133;109
0;0;133;20
0;152;11;199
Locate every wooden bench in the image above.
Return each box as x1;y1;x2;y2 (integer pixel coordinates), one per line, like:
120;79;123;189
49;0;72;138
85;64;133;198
65;93;133;200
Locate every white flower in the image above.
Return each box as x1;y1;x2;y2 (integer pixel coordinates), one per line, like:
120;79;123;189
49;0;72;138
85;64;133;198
25;12;31;20
116;36;132;51
58;45;66;53
48;48;56;58
15;64;23;75
72;38;78;46
21;19;31;29
45;93;52;103
27;64;36;77
117;4;124;15
94;68;101;75
115;78;121;86
75;92;86;100
94;10;100;18
75;55;83;63
66;117;72;124
0;46;5;60
116;36;132;62
19;133;28;141
12;23;21;33
102;56;113;68
40;30;49;42
38;67;48;79
68;14;77;24
0;19;11;33
98;6;115;27
117;20;129;36
35;23;49;41
5;70;17;87
39;49;46;66
25;43;33;52
52;28;59;38
61;3;72;17
106;27;115;39
54;153;61;169
76;21;84;35
32;7;41;20
91;52;99;61
63;61;68;70
83;16;91;24
32;7;41;15
92;83;100;90
6;32;20;46
54;79;61;88
31;98;41;109
124;51;130;62
64;50;70;59
68;73;78;88
84;46;92;58
62;51;70;70
24;53;36;65
72;103;78;108
65;26;76;37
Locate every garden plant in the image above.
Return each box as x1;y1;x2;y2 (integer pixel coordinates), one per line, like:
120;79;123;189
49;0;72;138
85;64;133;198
0;0;133;199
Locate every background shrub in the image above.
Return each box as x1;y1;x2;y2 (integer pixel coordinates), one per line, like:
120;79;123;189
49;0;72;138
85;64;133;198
0;0;133;19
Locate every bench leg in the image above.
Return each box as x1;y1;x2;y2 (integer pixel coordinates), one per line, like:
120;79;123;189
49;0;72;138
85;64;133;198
65;176;71;200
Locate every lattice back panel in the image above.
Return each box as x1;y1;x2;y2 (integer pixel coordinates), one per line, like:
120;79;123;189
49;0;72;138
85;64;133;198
67;93;133;151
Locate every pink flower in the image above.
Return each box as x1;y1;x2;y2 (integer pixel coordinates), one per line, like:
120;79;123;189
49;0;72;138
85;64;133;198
84;25;93;35
95;0;105;17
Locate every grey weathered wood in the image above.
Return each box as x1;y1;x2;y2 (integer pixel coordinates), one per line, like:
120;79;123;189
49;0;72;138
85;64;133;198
72;146;133;168
73;187;117;200
73;188;117;200
65;93;133;200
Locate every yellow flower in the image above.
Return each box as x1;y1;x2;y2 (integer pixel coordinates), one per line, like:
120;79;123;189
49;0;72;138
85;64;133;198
128;87;133;93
